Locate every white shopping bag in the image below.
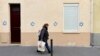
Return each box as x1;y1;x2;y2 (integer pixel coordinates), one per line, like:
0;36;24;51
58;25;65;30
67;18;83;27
38;41;45;52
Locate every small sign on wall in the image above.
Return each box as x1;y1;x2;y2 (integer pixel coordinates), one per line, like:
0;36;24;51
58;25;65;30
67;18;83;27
79;22;84;27
53;21;58;26
30;21;35;26
2;20;7;26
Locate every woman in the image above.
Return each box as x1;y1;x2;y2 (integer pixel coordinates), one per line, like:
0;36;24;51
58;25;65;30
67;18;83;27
37;23;51;53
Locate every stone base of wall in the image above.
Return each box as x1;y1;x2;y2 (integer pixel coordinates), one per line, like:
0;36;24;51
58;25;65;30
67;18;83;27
0;32;90;46
91;33;100;46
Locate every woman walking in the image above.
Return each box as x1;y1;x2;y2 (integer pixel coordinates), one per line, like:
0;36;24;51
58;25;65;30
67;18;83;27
37;23;51;53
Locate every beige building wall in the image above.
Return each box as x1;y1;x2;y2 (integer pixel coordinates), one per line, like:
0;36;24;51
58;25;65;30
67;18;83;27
92;0;100;46
0;0;91;46
94;0;100;33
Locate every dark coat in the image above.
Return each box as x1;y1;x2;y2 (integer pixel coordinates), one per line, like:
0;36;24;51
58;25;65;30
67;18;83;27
38;28;49;42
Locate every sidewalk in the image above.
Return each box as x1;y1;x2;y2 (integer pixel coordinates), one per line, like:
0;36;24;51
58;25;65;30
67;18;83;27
0;46;100;56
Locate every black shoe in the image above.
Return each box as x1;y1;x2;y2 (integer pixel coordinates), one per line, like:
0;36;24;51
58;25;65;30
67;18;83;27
48;51;51;54
37;50;41;52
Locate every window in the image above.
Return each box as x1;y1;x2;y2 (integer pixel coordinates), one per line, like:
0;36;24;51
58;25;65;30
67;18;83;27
64;3;79;33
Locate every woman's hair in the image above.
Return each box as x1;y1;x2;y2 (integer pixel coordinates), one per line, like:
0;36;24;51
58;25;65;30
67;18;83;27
43;23;49;30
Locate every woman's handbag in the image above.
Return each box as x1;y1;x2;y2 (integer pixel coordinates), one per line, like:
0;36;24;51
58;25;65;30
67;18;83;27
38;41;45;52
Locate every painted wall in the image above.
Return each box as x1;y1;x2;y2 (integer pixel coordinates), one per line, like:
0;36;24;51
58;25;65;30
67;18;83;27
92;0;100;46
94;0;100;33
0;0;91;46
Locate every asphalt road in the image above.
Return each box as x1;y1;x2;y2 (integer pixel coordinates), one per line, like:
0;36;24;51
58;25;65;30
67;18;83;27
0;46;100;56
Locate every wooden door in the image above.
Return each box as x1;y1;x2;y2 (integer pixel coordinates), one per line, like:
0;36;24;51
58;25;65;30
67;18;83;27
10;4;21;43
